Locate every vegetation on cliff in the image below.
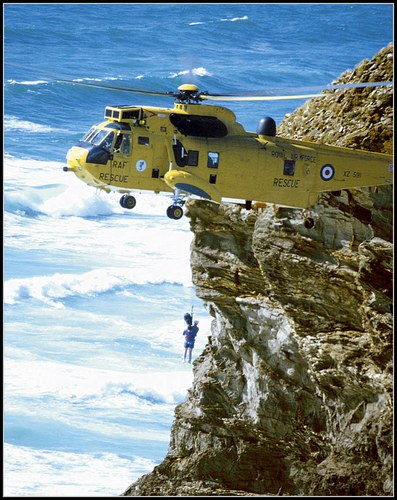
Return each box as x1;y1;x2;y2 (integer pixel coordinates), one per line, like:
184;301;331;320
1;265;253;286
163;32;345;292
278;42;393;154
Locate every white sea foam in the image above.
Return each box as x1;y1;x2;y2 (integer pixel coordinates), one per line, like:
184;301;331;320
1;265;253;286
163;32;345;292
73;76;122;82
4;115;55;133
168;67;212;78
4;153;194;304
3;153;185;217
74;77;106;82
6;79;48;86
4;262;193;307
5;355;194;403
4;443;155;497
189;15;248;25
4;154;69;186
221;15;248;22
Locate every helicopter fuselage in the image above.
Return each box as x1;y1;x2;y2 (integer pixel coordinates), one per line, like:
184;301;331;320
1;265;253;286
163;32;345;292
65;101;393;216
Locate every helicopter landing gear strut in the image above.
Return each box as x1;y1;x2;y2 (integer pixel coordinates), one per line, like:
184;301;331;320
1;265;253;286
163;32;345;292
167;189;185;220
120;194;136;209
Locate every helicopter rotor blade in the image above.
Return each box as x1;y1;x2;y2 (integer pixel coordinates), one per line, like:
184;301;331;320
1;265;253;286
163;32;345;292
4;63;176;97
49;78;176;97
199;80;393;101
199;93;325;101
5;62;392;102
42;77;395;102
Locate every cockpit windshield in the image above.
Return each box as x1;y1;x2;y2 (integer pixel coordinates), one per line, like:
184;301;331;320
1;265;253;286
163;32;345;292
80;127;96;142
79;121;133;158
80;127;115;151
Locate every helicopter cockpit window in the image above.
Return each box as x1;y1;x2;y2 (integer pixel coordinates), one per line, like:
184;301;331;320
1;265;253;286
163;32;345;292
81;129;107;146
80;127;96;142
80;122;130;145
207;152;219;168
92;131;115;152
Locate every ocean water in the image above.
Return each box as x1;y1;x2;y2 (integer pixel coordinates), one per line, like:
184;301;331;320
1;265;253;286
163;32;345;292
3;3;393;497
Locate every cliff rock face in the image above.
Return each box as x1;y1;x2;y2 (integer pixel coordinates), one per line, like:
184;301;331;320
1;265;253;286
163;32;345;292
124;44;393;496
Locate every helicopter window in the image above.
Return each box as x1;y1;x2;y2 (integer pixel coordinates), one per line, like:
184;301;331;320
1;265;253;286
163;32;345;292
84;129;103;144
122;109;142;120
207;152;219;168
94;131;115;152
173;139;186;167
114;134;122;152
119;134;131;155
86;129;106;145
187;150;199;167
138;136;150;146
80;127;97;142
113;133;131;154
283;160;295;176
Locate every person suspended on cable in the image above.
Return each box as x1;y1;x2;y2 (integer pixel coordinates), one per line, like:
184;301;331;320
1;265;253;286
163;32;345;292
183;320;199;363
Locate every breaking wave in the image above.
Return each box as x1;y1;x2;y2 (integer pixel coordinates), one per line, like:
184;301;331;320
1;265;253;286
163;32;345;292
4;115;56;133
167;67;212;78
189;15;248;25
4;267;190;308
4;443;156;496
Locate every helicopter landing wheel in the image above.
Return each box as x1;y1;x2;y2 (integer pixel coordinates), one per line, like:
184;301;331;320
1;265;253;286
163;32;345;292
120;194;136;209
167;204;183;220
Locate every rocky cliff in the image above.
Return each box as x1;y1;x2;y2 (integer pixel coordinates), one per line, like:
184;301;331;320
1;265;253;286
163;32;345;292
123;44;393;496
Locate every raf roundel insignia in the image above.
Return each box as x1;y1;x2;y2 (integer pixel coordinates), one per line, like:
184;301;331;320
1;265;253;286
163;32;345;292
320;164;335;181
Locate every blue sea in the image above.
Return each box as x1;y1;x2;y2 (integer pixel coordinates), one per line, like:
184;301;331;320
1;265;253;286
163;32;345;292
3;3;393;496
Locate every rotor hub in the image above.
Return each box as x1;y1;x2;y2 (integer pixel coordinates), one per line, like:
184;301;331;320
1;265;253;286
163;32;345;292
175;84;202;103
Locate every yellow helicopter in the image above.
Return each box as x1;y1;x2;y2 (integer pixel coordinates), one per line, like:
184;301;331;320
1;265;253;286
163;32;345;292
63;80;393;221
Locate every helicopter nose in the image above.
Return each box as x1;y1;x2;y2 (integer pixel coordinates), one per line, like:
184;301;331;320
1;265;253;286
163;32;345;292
65;146;88;169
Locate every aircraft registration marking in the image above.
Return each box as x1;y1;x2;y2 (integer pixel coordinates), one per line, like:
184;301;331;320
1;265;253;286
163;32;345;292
343;170;362;178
